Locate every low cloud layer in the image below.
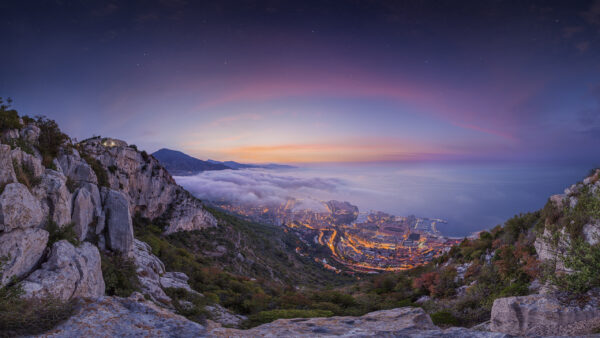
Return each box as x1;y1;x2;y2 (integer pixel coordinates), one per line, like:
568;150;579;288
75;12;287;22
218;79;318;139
174;169;345;211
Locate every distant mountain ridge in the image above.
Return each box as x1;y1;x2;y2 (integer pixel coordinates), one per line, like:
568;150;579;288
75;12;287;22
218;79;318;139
152;148;293;175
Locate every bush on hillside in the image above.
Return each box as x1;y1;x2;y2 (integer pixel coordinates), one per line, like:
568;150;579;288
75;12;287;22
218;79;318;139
0;258;74;337
101;252;140;297
430;311;460;327
245;309;333;327
36;116;68;168
551;239;600;294
46;221;79;247
0;97;22;131
12;160;40;190
81;153;109;187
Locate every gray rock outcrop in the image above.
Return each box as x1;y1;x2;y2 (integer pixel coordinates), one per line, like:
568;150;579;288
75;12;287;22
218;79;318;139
209;307;507;337
0;228;48;286
32;170;72;226
0;144;17;185
57;149;98;185
0;182;43;232
131;239;171;304
102;189;134;254
35;292;206;338
80;138;216;234
205;304;247;328
20;124;40;143
11;148;44;178
71;187;94;242
490;292;600;336
21;240;105;301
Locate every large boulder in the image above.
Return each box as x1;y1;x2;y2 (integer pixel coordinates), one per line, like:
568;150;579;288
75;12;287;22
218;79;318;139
33;170;72;226
102;189;134;254
0;144;17;186
0;183;43;232
35;292;205;337
0;228;48;286
21;241;105;301
71;187;95;242
490;293;600;336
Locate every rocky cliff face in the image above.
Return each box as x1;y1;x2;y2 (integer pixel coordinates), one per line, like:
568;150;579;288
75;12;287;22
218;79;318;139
0;121;214;307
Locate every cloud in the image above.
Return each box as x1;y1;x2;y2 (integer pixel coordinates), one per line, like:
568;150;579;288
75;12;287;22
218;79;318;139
174;169;344;211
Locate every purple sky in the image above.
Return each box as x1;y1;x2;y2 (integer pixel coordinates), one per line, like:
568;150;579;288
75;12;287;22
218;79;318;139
1;0;600;164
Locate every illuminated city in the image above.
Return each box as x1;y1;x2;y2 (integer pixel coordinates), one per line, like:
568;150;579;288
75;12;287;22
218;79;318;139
216;200;461;273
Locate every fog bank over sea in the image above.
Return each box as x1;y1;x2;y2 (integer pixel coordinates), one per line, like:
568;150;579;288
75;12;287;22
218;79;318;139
176;162;594;237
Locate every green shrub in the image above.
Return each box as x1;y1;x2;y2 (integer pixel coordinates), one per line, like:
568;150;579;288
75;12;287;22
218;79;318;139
81;153;109;187
65;177;79;193
550;239;600;294
12;160;40;190
246;309;333;327
164;288;211;324
101;252;141;297
36;116;68;168
498;281;529;298
430;311;460;327
47;221;79;247
6;137;34;155
0;97;22;131
0;283;74;337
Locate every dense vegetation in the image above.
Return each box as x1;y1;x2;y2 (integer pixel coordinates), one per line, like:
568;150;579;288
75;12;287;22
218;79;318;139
101;252;141;297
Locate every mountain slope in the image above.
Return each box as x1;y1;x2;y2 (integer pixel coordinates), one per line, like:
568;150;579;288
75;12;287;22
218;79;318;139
152;148;229;175
152;148;294;176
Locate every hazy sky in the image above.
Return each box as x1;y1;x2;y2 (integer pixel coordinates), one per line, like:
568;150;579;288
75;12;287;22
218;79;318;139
2;0;600;164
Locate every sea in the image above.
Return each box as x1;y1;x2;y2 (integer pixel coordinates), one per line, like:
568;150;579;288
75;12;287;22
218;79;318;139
175;161;596;238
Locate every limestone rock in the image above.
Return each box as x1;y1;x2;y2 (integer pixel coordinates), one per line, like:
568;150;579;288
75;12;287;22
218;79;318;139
20;124;40;143
164;191;217;234
0;183;43;232
0;228;48;286
209;307;506;337
35;292;205;338
21;241;104;301
205;304;247;328
583;221;600;246
0;144;17;186
57;149;98;185
490;293;600;336
79;138;216;234
102;188;133;254
79;182;104;233
160;271;195;292
131;239;171;304
11;148;44;178
534;227;571;273
71;187;94;242
32;170;72;226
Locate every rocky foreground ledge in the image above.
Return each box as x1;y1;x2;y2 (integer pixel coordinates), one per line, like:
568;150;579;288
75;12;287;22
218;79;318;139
34;296;508;338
